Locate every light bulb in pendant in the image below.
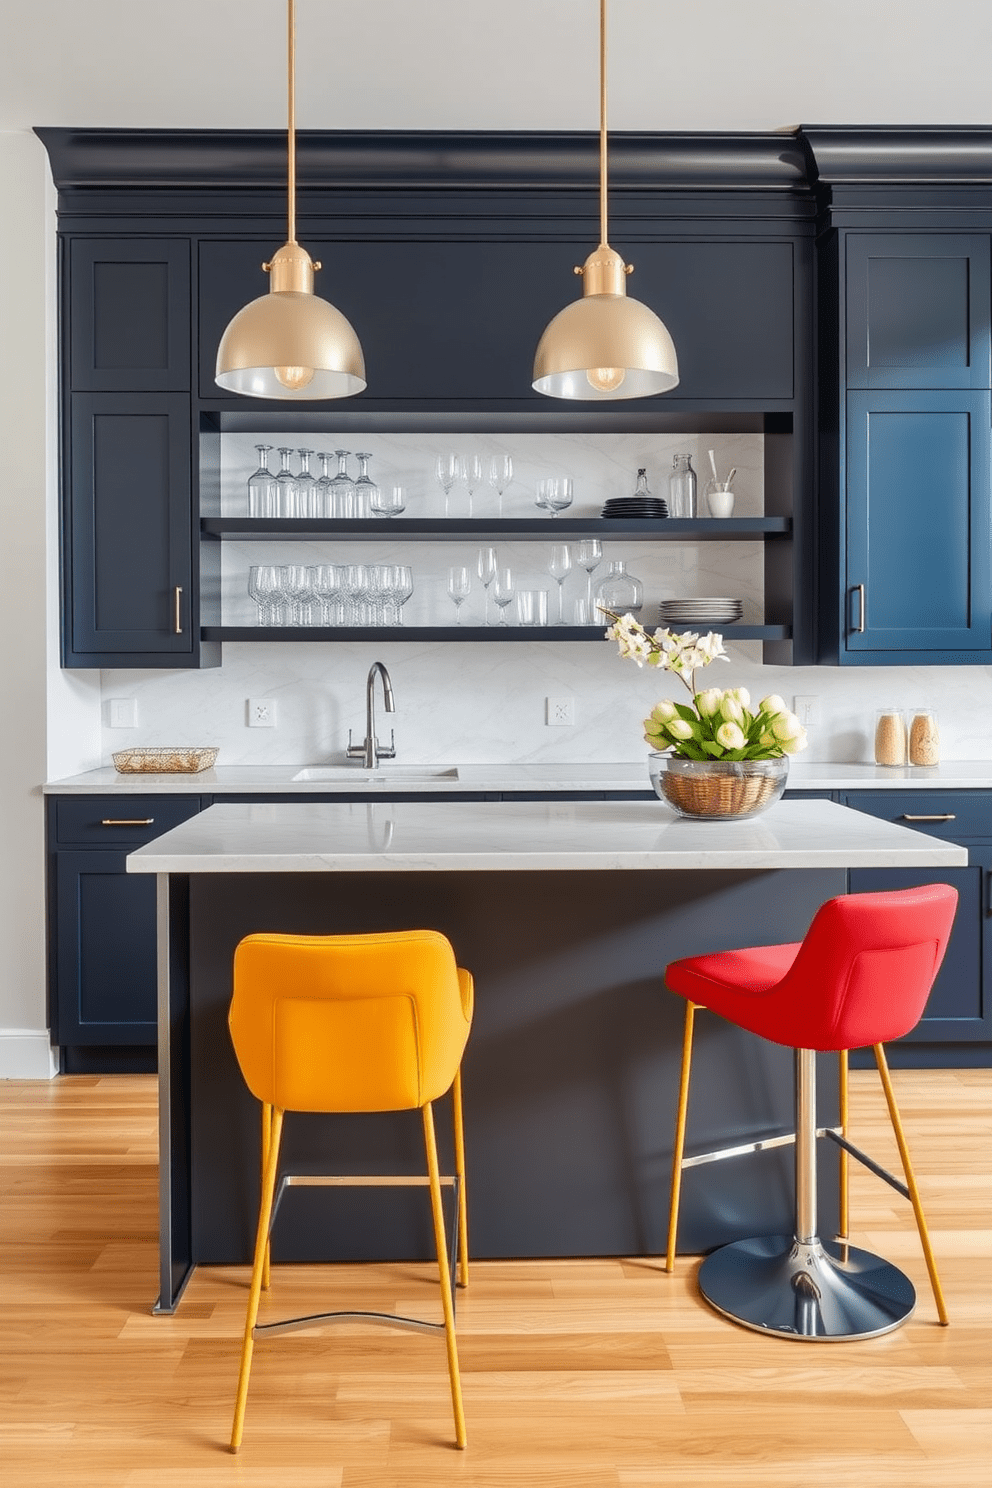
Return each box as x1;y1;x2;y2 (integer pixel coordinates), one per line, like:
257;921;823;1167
587;365;625;393
275;363;315;391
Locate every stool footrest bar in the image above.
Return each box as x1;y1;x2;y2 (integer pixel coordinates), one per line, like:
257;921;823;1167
680;1127;842;1170
254;1309;446;1339
285;1174;457;1188
824;1130;910;1201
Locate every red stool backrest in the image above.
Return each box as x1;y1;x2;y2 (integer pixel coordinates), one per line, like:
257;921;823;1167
774;883;958;1050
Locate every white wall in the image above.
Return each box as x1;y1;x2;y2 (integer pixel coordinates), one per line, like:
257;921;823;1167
1;0;990;1074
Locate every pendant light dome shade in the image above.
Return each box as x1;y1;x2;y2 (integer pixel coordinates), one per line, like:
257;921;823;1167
215;244;366;399
533;248;678;400
533;0;678;401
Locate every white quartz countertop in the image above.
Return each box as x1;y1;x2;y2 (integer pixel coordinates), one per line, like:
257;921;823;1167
44;759;992;795
126;798;968;875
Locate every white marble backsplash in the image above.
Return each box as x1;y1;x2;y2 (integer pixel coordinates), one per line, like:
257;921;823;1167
100;641;992;768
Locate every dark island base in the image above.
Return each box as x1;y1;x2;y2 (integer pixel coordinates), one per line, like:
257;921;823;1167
179;867;845;1276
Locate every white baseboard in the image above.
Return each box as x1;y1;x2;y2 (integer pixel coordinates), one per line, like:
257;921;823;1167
0;1029;59;1079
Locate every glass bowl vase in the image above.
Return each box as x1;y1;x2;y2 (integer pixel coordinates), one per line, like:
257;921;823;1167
648;752;789;820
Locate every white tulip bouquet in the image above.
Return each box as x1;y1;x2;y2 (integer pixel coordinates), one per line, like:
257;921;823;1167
604;611;809;762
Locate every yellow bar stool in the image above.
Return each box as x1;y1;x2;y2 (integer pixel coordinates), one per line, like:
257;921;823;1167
227;928;473;1452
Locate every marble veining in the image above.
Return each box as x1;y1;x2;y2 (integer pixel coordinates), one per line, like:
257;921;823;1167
126;798;968;874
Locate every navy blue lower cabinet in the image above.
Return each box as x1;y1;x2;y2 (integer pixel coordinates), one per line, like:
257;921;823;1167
49;795;203;1069
843;389;992;663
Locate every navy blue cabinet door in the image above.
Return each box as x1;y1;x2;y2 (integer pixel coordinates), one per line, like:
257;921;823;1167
198;237;796;404
848;862;989;1043
844;389;992;661
66;393;194;663
55;849;159;1044
845;234;991;390
69;238;191;392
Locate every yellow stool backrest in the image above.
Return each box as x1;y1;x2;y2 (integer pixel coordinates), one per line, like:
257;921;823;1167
229;929;473;1114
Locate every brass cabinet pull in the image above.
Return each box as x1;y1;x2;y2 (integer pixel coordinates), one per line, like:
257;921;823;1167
173;585;183;635
901;813;956;822
852;583;865;633
101;818;155;826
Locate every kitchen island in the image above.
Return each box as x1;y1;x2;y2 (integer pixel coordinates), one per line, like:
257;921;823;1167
128;797;967;1313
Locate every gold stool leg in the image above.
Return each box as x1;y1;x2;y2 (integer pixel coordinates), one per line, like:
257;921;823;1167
423;1101;467;1449
452;1067;469;1289
665;1001;697;1273
874;1043;949;1326
260;1102;272;1291
231;1106;284;1453
837;1050;849;1242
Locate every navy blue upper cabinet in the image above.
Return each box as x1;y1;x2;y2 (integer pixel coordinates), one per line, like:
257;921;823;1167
198;236;796;405
845;389;991;657
69;239;190;391
845;234;991;390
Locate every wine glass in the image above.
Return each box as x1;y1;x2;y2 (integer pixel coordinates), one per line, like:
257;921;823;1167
371;483;406;518
247;563;281;625
463;454;484;518
435;453;463;517
315;452;334;518
476;546;498;624
536;477;573;518
576;538;603;611
311;563;342;626
329;450;356;518
274;447;299;518
393;565;414;625
282;564;316;626
548;543;572;624
493;567;515;626
354;453;378;518
296;449;317;519
447;566;471;625
247;445;276;518
488;454;513;517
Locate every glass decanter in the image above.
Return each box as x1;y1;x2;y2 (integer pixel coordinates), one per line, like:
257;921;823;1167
669;453;697;519
274;447;299;519
329;450;356;519
594;558;643;618
353;453;378;519
247;444;276;518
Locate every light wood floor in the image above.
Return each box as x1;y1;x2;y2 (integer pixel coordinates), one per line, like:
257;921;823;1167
1;1069;989;1487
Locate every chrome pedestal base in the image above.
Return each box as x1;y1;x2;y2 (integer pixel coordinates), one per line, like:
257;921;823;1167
698;1233;917;1340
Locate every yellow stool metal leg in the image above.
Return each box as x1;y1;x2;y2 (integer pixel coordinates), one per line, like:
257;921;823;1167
873;1043;949;1325
423;1101;467;1449
231;1106;284;1453
837;1049;849;1243
451;1067;469;1289
665;1001;697;1273
260;1102;272;1291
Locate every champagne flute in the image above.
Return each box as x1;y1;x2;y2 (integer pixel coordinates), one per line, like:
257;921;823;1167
576;538;603;611
247;445;276;518
463;454;484;518
488;454;513;517
447;566;471;625
435;453;463;518
548;543;572;624
477;545;498;624
493;567;515;626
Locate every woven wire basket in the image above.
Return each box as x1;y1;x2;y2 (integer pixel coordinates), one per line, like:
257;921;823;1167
649;754;788;820
112;747;219;774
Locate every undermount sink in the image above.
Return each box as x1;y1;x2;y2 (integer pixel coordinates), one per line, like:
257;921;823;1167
292;766;460;783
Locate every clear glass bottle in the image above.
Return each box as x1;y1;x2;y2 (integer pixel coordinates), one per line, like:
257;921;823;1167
595;559;643;617
669;453;697;519
247;444;276;518
274;446;299;519
353;453;378;519
329;450;356;519
633;467;652;499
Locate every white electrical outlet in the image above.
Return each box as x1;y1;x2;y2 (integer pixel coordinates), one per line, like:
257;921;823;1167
793;695;821;727
108;698;137;728
247;698;277;728
546;696;575;726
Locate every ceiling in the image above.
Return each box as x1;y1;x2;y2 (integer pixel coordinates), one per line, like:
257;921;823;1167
4;0;990;136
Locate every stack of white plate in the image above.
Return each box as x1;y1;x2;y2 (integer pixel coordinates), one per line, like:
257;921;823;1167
658;598;743;627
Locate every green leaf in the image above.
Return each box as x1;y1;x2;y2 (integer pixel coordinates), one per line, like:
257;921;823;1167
673;702;700;724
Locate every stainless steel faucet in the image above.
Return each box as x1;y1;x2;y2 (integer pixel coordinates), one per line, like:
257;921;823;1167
346;661;396;768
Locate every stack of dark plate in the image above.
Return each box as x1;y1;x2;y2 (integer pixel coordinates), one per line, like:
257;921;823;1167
658;597;744;627
600;495;669;519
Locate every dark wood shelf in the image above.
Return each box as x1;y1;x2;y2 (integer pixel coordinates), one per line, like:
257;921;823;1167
202;624;791;643
201;516;791;542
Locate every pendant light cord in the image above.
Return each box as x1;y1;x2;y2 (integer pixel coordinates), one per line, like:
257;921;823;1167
287;0;297;245
599;0;608;247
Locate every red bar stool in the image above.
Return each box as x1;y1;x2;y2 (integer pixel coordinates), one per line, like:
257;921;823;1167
664;884;957;1340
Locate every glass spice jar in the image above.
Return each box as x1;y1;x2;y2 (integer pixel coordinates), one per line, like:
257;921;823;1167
909;709;940;766
874;709;907;767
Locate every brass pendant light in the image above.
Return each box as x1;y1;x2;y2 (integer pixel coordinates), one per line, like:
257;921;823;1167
215;0;366;399
533;0;678;400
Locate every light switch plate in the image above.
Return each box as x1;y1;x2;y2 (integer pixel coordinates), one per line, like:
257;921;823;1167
108;698;137;728
793;695;821;727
